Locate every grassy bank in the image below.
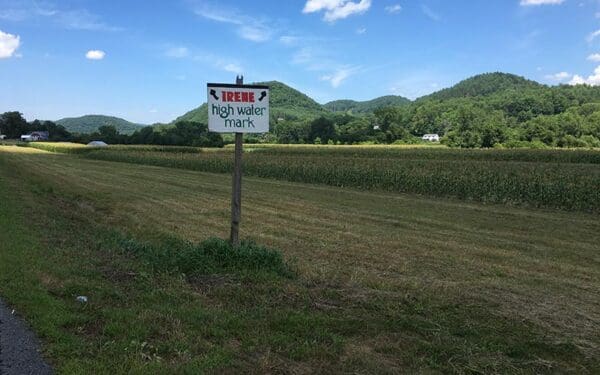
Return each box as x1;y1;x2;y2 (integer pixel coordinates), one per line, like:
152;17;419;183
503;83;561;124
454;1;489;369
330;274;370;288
1;145;599;373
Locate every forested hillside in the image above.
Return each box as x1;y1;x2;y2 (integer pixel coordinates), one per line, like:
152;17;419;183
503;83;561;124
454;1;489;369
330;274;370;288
380;73;600;147
324;95;410;113
420;72;543;101
56;115;146;135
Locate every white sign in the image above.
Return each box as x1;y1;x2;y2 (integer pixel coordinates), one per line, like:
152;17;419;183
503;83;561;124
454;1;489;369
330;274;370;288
207;83;270;133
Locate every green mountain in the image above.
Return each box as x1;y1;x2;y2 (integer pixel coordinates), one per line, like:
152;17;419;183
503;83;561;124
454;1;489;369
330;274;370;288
171;103;209;125
172;81;327;125
422;72;543;101
324;95;411;113
56;115;146;135
169;74;550;128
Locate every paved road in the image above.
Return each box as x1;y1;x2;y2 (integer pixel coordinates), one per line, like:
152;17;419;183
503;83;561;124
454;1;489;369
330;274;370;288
0;298;52;375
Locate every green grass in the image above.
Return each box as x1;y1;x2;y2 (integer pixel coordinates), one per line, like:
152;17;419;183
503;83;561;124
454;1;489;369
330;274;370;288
1;145;599;373
116;236;294;278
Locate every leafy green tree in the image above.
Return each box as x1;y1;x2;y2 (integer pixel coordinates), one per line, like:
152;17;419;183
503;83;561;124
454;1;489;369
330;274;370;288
309;117;336;144
336;118;373;144
274;120;310;143
0;112;28;138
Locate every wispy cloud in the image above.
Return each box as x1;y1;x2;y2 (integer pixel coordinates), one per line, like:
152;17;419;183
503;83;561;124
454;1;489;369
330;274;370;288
290;43;361;88
0;29;20;59
0;9;29;21
385;4;402;14
320;66;360;88
421;4;441;21
587;29;600;43
56;9;122;31
588;53;600;62
520;0;565;6
356;27;367;35
193;2;272;42
303;0;372;22
0;1;121;31
162;40;243;74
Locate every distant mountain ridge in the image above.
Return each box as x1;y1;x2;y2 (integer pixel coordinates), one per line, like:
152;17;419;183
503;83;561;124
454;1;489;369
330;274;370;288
67;72;554;133
324;95;411;113
420;72;543;101
173;73;541;126
56;115;146;135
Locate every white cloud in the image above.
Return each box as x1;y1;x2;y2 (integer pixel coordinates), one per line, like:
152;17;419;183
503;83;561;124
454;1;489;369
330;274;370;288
588;53;600;62
520;0;565;5
320;66;359;88
356;27;367;34
303;0;372;22
194;3;272;42
165;46;189;58
237;24;271;42
544;71;571;82
570;75;586;85
385;4;402;14
85;50;105;60
57;9;121;31
587;29;600;43
569;66;600;85
149;109;158;113
0;29;20;59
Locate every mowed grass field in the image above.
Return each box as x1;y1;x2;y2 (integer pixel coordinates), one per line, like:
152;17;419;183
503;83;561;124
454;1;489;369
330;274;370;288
1;145;599;373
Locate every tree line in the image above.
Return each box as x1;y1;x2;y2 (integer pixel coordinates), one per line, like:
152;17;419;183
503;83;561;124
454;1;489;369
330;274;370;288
3;78;600;148
0;112;223;147
253;82;600;148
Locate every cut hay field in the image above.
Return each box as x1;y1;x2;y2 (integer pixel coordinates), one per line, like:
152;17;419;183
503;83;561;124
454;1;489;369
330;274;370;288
1;145;599;373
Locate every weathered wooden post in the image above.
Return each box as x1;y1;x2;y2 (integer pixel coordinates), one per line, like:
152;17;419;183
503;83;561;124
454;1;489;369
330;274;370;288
230;75;244;247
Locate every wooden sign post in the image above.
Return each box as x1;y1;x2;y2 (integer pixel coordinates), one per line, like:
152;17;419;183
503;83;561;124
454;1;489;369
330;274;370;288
230;75;244;246
206;77;270;247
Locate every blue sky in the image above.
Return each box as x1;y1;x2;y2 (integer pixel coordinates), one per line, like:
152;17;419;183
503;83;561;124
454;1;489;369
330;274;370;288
0;0;598;124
